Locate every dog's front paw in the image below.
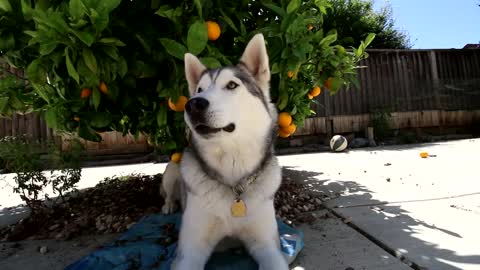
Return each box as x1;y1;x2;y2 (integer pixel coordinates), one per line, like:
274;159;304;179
162;199;177;214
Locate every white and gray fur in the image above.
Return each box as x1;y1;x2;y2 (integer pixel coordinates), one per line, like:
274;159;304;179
161;34;288;270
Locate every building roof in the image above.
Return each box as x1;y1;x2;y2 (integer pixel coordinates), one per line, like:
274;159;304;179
463;44;480;49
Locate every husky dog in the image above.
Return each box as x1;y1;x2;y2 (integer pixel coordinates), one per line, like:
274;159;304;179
161;34;288;270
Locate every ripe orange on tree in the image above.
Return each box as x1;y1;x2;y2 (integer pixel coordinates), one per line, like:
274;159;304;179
278;112;292;128
80;88;92;98
278;129;290;138
325;77;333;90
206;21;221;41
99;81;108;94
171;152;182;163
287;71;294;78
282;123;297;135
310;86;321;97
168;96;188;112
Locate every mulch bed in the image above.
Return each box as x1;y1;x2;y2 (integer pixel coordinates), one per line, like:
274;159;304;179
0;173;324;242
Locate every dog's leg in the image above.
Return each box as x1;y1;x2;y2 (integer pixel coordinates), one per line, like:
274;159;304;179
172;205;225;270
240;204;289;270
160;161;180;214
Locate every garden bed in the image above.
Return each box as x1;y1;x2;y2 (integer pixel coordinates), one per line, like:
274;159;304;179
1;173;325;242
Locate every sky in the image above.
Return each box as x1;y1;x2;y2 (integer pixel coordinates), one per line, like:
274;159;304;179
373;0;480;49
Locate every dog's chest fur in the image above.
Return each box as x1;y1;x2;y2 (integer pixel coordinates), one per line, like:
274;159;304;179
179;149;281;219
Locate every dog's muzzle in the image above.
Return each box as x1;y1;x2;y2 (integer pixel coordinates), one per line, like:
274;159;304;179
186;97;236;135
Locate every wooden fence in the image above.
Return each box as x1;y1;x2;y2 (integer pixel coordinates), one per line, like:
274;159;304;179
310;49;480;116
0;113;55;141
1;49;480;154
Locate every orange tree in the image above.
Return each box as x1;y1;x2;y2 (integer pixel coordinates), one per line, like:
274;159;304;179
0;0;374;154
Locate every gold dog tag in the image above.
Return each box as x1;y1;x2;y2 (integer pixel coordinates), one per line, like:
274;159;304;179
231;199;247;217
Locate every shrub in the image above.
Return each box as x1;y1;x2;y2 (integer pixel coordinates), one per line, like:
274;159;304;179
369;108;393;142
0;136;83;209
0;0;374;154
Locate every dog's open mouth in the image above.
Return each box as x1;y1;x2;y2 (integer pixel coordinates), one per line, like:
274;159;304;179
195;123;235;135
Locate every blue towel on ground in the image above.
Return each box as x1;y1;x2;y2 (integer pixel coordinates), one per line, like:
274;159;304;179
65;214;304;270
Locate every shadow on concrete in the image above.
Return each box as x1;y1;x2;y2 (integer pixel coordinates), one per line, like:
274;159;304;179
0;205;31;229
282;167;480;270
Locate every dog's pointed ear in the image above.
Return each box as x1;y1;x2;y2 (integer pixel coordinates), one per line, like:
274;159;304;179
185;53;207;97
240;34;270;84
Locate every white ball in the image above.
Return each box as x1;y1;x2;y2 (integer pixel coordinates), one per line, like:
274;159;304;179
330;135;348;152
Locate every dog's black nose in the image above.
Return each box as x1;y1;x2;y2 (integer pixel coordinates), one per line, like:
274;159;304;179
185;97;209;114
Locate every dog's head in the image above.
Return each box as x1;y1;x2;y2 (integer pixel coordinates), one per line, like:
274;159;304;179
183;34;276;142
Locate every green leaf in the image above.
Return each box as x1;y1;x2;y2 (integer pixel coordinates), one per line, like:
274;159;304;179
89;113;112;128
99;37;126;46
200;57;221;68
320;32;337;46
98;0;121;13
263;3;285;17
118;57;128;77
78;122;101;142
187;21;208;55
286;0;301;14
56;86;67;100
44;108;58;129
69;19;88;29
239;17;247;36
356;42;365;57
329;77;343;93
364;33;376;47
39;42;57;55
73;30;95;46
21;0;33;20
92;87;101;110
155;5;182;23
164;140;177;151
102;46;119;60
193;0;202;18
277;91;289;110
0;97;9;113
0;32;15;50
159;38;187;60
82;48;97;73
69;0;86;19
219;9;238;33
156;105;167;127
0;0;12;12
8;95;24;110
23;30;37;38
65;48;80;84
26;59;46;83
271;63;280;74
31;83;50;103
70;19;88;29
291;106;297;116
351;77;361;89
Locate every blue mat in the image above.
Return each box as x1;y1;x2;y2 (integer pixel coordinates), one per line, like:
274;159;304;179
65;214;304;270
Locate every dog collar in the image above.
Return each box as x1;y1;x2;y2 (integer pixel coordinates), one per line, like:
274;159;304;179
232;174;257;198
230;171;261;218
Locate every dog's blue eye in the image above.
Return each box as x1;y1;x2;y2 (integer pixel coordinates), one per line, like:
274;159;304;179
226;81;238;90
